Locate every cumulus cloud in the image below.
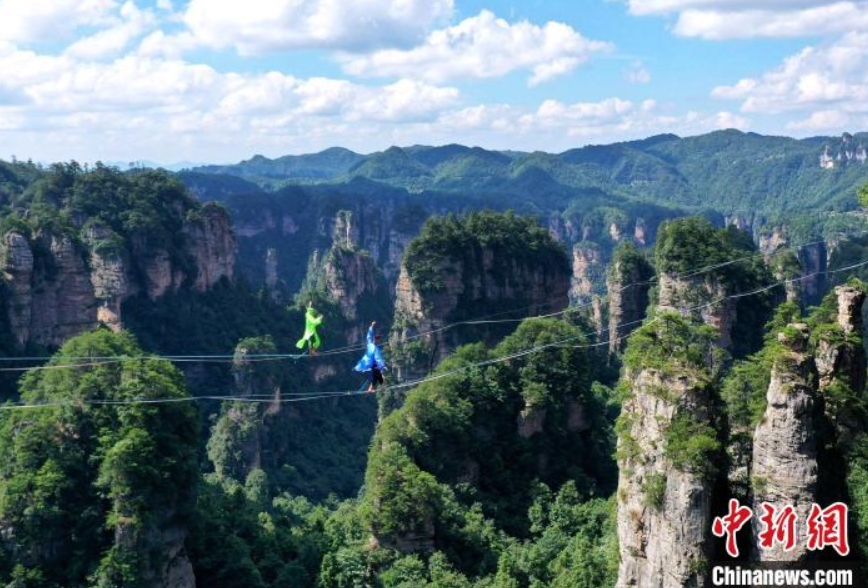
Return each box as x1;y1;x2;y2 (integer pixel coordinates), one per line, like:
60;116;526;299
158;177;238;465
713;110;750;129
341;10;611;85
182;0;454;54
787;109;852;131
425;97;736;149
64;1;156;60
712;32;868;113
0;0;119;43
623;0;868;39
0;34;465;161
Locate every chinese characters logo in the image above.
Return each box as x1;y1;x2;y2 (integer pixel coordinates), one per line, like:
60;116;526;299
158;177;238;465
712;499;849;558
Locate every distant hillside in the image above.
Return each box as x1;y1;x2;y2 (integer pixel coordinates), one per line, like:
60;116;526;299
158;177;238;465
189;130;868;218
194;146;365;185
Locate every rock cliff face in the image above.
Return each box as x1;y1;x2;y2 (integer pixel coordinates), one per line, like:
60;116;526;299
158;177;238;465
750;324;819;562
0;205;236;349
323;245;390;345
1;230;98;348
657;273;737;350
571;243;603;301
230;196;423;300
815;286;866;395
1;232;35;347
758;227;830;306
616;367;716;588
182;204;236;292
391;246;570;380
607;247;653;353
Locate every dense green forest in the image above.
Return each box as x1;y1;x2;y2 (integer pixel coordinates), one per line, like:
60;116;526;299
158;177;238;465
190;130;868;219
1;141;868;587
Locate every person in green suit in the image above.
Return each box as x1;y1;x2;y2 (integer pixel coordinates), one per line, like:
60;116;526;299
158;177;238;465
296;301;323;355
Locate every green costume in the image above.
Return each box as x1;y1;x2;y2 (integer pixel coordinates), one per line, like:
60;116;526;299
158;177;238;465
296;306;323;352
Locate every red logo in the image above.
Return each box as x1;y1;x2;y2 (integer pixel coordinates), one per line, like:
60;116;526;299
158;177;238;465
712;499;753;557
806;502;850;556
713;500;850;558
757;503;798;552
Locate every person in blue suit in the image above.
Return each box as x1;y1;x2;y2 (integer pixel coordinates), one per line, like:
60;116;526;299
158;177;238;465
354;321;386;393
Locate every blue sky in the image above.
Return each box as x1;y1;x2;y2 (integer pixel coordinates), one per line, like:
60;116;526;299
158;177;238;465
1;0;866;164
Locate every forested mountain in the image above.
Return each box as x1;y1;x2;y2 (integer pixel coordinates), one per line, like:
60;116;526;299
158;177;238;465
189;130;868;218
1;132;868;587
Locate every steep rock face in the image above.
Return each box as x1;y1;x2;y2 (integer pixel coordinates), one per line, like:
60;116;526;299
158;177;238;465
131;205;236;300
814;286;867;444
616;369;715;588
634;218;648;246
607;249;653;353
264;247;280;301
208;342;280;482
815;286;866;393
0;206;236;349
657;273;737;349
571;243;603;301
758;226;841;306
323;245;390;345
140;524;195;588
797;241;828;304
27;232;98;348
182;204;236;292
751;324;819;562
391;248;569;380
1;232;34;346
758;227;788;256
85;224;131;331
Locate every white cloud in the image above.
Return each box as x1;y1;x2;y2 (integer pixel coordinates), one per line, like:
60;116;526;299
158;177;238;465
0;0;119;44
787;109;852;131
341;10;612;85
0;37;464;161
712;32;868;113
625;61;652;84
713;110;750;129
624;0;868;39
136;30;198;59
422;98;740;149
182;0;454;54
64;1;156;60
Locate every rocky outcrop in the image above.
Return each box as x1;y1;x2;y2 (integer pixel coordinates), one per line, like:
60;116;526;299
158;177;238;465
758;227;788;256
634;218;648;246
264;247;280;302
391;243;570;381
797;241;828;305
616;368;716;588
819;133;868;169
517;403;547;438
750;324;819;562
131;205;235;300
571;243;603;301
208;341;280;482
815;286;866;392
182;204;236;292
85;224;131;331
142;524;195;588
1;232;34;346
607;246;653;353
0;205;236;349
815;287;867;441
1;231;100;348
657;273;737;349
323;245;390;345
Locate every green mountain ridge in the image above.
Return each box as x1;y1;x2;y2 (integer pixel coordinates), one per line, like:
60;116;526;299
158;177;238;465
188;130;868;218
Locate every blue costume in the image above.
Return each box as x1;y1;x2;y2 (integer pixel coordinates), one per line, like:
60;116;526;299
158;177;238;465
354;324;386;392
